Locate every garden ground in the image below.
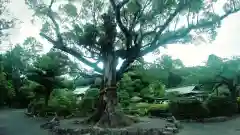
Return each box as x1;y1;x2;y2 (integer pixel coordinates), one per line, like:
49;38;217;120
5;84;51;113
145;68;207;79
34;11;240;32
1;109;240;135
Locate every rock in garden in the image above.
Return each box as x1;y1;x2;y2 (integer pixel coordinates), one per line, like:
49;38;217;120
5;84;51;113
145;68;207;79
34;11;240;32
162;131;174;135
40;116;60;129
130;96;142;102
164;127;178;133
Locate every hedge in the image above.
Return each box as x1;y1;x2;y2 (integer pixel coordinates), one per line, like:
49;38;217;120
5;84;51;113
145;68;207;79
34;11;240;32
205;95;238;117
169;97;209;120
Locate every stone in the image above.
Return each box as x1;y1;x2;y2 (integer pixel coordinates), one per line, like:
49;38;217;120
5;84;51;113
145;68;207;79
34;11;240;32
130;96;143;102
174;121;182;129
164;127;178;133
165;123;176;128
46;123;180;135
162;131;174;135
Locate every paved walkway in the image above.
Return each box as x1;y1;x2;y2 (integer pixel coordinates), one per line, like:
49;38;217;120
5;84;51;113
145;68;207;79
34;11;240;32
1;109;240;135
0;109;48;135
179;118;240;135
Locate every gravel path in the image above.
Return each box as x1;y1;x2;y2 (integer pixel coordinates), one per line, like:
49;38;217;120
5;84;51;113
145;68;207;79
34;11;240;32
1;109;240;135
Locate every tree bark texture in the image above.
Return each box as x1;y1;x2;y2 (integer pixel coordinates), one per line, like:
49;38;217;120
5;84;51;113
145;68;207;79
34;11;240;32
82;50;136;127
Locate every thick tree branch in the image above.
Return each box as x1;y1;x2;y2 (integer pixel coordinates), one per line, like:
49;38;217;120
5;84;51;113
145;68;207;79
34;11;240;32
40;0;103;74
40;32;102;73
114;3;187;77
140;8;240;56
110;0;132;49
140;3;187;50
109;0;130;37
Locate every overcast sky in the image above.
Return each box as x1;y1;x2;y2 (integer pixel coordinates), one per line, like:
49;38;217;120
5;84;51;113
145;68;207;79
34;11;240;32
5;0;240;67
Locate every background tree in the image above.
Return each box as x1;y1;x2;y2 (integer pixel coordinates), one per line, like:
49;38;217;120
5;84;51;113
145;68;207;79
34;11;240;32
26;49;75;106
0;0;15;44
25;0;240;127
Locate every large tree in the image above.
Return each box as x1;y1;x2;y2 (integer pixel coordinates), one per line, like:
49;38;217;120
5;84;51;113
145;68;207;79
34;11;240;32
25;0;240;127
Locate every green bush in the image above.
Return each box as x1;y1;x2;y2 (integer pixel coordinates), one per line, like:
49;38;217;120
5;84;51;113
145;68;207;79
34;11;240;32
118;90;130;107
77;88;99;116
28;88;78;117
169;98;209;120
164;91;180;100
124;102;170;117
126;103;149;116
48;89;78;116
0;72;15;106
205;95;238;117
148;103;170;117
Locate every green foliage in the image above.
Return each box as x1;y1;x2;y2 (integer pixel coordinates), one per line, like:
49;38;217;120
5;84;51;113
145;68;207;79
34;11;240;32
77;88;99;116
118;90;130;107
33;50;71;76
148;103;169;110
0;0;15;43
117;72;145;97
125;102;149;116
118;71;166;105
26;50;77;106
59;79;74;90
47;88;77;116
125;102;169;116
139;81;165;98
19;80;44;99
205;95;238;117
23;0;239;85
148;81;165;97
6;80;16;99
0;68;15;106
59;3;78;17
169;98;210;120
165;91;180;100
28;88;77;117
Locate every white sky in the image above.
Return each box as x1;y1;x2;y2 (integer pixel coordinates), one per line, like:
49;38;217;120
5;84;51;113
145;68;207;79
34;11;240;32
5;0;240;67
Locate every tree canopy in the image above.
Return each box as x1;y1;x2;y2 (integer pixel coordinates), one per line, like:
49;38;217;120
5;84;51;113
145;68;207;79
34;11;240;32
21;0;240;128
0;0;16;45
25;0;240;77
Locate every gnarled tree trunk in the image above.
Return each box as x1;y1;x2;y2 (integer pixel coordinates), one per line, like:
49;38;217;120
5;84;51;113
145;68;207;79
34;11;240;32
82;50;137;128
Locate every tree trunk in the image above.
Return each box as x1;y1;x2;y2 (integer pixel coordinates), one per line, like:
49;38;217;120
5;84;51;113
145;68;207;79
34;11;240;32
229;86;237;102
82;52;137;127
44;90;51;106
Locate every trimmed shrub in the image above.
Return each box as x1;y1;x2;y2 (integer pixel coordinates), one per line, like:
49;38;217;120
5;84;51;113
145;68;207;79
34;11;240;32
47;89;78;117
28;88;78;117
125;102;170;117
169;97;209;120
125;103;149;116
205;95;238;117
76;88;99;116
148;103;170;117
118;90;130;107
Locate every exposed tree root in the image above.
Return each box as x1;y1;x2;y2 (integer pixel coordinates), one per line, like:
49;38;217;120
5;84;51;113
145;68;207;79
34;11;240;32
96;110;138;128
81;108;139;128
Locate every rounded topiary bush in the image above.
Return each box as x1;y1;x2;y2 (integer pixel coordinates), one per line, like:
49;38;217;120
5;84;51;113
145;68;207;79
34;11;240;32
205;95;238;117
169;97;209;120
